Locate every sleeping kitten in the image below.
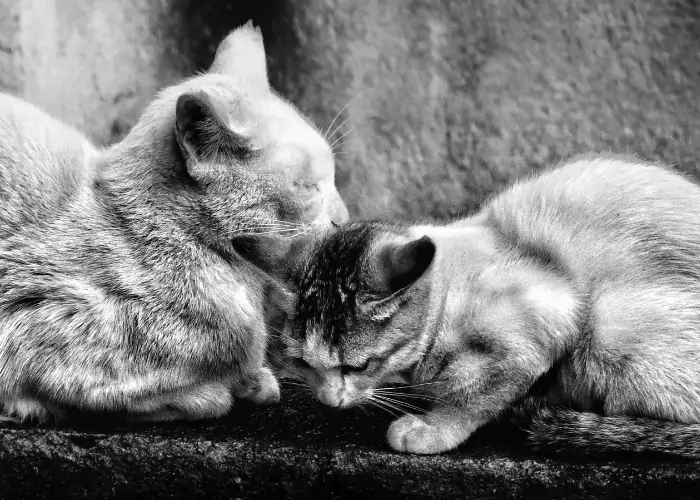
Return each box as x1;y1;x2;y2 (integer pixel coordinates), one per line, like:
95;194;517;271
0;22;347;424
271;155;700;458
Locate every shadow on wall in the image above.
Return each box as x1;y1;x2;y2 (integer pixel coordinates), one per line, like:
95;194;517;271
164;0;288;75
4;0;700;221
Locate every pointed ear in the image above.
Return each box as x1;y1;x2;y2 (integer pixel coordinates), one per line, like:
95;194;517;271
209;20;269;90
175;90;250;171
374;235;436;295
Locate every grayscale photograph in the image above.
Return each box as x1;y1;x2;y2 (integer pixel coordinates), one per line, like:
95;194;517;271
0;1;698;498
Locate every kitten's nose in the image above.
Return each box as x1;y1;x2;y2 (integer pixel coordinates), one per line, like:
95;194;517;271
317;388;341;408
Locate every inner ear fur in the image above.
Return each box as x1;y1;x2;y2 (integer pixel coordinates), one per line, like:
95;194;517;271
174;90;251;169
209;20;269;90
373;235;436;296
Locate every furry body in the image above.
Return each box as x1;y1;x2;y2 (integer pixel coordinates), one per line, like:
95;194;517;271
0;23;347;423
279;156;700;457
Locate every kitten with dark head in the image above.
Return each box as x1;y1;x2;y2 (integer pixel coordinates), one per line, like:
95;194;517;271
0;22;347;424
272;156;700;458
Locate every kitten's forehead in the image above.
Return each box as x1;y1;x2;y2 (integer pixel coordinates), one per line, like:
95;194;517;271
302;328;339;367
293;222;399;344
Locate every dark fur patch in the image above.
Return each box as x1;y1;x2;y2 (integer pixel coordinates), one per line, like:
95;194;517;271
634;223;700;283
485;215;572;279
433;353;454;380
293;221;402;344
3;292;48;315
464;332;496;355
93;267;143;304
527;363;560;398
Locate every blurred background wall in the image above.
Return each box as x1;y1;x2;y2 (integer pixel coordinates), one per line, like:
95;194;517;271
1;0;699;220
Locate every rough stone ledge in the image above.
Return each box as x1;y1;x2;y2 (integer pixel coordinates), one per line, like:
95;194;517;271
0;391;697;499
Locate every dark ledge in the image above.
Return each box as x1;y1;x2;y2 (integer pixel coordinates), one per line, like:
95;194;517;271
1;389;698;499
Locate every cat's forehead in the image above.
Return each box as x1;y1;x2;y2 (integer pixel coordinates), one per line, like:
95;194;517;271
293;223;382;344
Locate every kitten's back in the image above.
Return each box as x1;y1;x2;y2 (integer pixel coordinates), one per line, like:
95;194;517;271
486;156;700;287
487;156;700;424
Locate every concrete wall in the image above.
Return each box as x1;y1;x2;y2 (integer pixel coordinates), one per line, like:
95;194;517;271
2;0;700;219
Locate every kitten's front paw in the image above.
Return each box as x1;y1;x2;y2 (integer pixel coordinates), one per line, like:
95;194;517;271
234;367;281;406
387;414;453;455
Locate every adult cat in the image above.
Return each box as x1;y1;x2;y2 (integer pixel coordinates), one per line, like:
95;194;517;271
0;22;347;423
271;156;700;458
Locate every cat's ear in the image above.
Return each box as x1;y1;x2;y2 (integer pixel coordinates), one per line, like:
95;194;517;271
374;235;436;295
209;21;269;90
175;90;251;172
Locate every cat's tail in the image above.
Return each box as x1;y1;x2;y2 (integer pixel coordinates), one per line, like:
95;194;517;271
525;405;700;459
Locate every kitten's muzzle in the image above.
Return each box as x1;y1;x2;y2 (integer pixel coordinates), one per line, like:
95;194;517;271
317;386;353;409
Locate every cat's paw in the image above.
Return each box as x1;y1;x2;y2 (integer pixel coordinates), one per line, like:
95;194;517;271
387;414;453;455
234;367;281;406
1;396;67;425
127;382;234;423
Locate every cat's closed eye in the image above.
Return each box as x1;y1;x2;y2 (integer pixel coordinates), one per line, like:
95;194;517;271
340;359;374;374
294;358;312;369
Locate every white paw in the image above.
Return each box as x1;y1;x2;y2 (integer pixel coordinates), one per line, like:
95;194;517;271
386;414;453;455
235;367;281;406
129;383;234;422
1;396;65;425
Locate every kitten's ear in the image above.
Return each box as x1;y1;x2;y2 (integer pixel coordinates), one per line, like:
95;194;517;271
209;21;269;90
375;236;436;295
175;90;250;172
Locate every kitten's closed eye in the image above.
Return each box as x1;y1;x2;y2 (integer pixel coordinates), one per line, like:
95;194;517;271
294;358;312;369
340;359;374;374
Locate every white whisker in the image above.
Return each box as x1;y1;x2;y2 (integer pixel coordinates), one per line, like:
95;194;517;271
328;126;355;150
370;396;410;417
373;395;426;414
373;389;447;405
323;94;358;140
327;116;350;144
391;381;445;390
357;402;370;416
368;398;401;418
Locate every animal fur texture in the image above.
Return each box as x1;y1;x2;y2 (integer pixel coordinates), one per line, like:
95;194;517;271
0;22;348;424
271;155;700;458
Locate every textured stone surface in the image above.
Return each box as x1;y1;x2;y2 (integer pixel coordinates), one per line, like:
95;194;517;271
0;1;269;144
5;1;700;218
1;391;699;499
269;0;700;219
